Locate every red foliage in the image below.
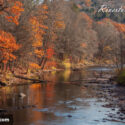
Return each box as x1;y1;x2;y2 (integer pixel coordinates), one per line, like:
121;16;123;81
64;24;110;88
46;47;54;59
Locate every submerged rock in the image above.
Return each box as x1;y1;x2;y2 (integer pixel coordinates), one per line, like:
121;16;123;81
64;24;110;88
22;105;36;109
72;68;81;71
18;93;26;98
0;109;7;113
67;115;72;118
0;81;7;86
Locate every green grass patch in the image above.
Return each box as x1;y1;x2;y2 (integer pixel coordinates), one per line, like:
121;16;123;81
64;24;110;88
117;69;125;85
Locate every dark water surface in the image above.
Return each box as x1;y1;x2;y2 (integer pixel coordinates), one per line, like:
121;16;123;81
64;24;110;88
0;68;125;125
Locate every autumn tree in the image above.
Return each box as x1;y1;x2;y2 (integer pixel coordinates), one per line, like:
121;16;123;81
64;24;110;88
94;18;125;68
0;0;24;71
10;0;42;71
54;1;98;63
111;21;125;70
42;0;65;69
0;30;20;71
29;4;48;70
93;18;120;65
29;1;65;70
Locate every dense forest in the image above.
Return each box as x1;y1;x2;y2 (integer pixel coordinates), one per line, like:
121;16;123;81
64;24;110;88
0;0;125;84
1;1;125;125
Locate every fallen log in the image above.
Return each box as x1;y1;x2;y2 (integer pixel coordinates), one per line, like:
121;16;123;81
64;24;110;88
14;74;47;83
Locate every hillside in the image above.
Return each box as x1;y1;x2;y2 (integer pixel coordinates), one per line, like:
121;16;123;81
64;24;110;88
72;0;125;23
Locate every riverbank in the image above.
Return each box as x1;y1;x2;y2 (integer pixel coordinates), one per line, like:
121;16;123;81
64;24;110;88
0;68;111;87
79;70;125;122
0;63;123;87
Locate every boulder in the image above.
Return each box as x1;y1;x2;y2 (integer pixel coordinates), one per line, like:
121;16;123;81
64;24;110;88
18;93;26;98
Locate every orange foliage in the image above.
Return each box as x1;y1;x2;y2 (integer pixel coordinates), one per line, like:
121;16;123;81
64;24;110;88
29;4;49;68
29;63;41;69
84;0;92;7
45;61;56;69
112;22;125;33
81;43;87;48
97;18;112;25
99;18;125;33
0;1;23;71
30;16;47;58
41;4;48;10
55;12;65;30
34;49;44;58
55;20;65;29
0;1;24;25
0;30;20;63
81;12;93;28
30;4;65;69
5;1;24;25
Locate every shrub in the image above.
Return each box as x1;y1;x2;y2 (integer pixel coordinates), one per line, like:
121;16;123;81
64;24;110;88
117;70;125;85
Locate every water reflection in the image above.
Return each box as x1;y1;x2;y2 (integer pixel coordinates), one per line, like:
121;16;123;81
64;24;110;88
0;70;125;125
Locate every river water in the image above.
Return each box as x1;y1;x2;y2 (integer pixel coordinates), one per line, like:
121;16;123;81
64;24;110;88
0;68;125;125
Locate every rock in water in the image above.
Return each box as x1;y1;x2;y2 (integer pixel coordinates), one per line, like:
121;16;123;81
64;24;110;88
18;93;26;98
0;109;7;114
67;115;72;118
0;81;6;86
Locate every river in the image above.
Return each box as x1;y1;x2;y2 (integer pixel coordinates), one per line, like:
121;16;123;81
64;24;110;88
0;67;125;125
